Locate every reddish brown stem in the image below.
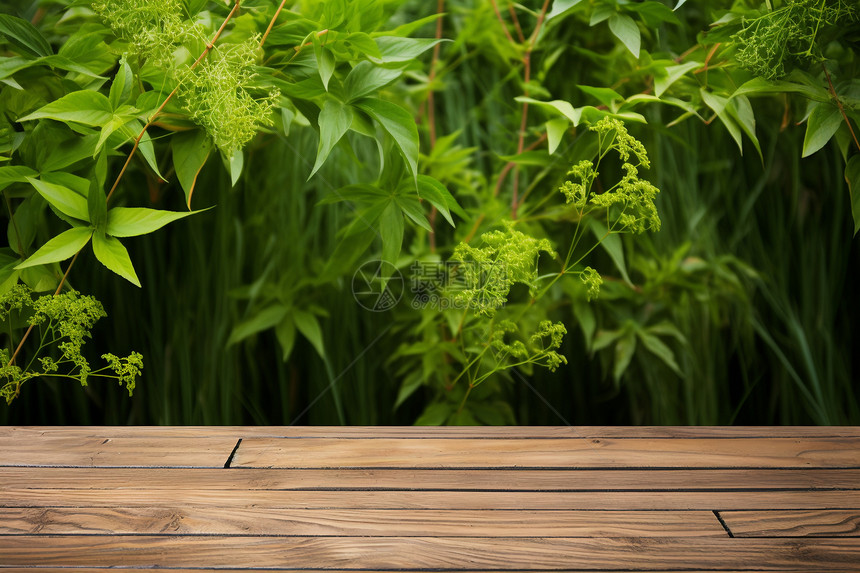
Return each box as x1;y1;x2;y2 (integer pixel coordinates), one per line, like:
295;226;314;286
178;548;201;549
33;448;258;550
823;64;860;153
508;2;525;43
7;2;243;368
489;0;516;45
260;0;289;48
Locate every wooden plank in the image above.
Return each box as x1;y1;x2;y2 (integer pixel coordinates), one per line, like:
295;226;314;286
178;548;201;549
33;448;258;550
0;437;238;467
722;510;860;537
231;437;860;468
0;570;832;573
0;536;857;569
3;467;857;491
3;488;858;510
3;426;859;439
0;508;725;537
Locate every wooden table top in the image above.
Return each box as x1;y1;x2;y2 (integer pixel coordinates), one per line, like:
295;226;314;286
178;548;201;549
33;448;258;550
0;426;858;571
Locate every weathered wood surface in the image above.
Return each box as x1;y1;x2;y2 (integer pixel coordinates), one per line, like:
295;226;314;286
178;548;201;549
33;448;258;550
0;426;857;571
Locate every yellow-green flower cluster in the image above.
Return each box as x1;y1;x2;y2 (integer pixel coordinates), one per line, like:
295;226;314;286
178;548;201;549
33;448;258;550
177;38;279;156
451;221;555;316
490;319;568;373
579;266;602;300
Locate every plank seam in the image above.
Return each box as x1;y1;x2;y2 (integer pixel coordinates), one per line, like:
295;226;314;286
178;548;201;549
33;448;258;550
713;511;734;538
223;439;242;469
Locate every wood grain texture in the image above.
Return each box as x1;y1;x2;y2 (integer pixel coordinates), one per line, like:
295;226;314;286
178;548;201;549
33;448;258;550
231;437;860;468
0;536;857;569
0;508;725;537
3;488;858;510
0;570;834;573
4;426;860;439
0;436;238;467
4;467;857;490
722;510;860;537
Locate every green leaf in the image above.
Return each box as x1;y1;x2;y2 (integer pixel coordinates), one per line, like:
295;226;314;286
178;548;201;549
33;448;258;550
92;233;140;287
0;14;52;58
700;89;743;154
311;98;354;179
109;55;133;110
637;331;682;376
546;0;586;23
313;39;335;91
294;309;325;359
608;13;640;59
802;104;842;158
373;37;447;64
344;61;401;101
27;177;88;221
727;95;762;161
379;201;404;267
15;227;93;270
845;155;860;236
228;305;288;345
674;0;688;9
87;177;107;233
515;96;580;125
578;85;624;108
591;221;631;284
416;175;456;227
654;62;699;97
18;91;113;127
628;1;681;26
732;77;829;102
224;149;243;187
0;165;36;192
106;207;206;237
275;317;297;362
357;98;419;184
119;120;164;181
172;130;213;209
546;117;569;154
613;330;637;382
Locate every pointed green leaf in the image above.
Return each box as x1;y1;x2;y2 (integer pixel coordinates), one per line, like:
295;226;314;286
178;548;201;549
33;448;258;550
591;220;631;284
802;104;842;158
15;227;92;269
119;120;165;181
613;330;637;382
546;117;569;154
224;148;243;187
578;85;624;108
0;14;52;58
344;61;401;101
91;233;140;287
275;317;297;362
87;178;107;233
293;310;325;358
293;309;325;359
27;177;88;221
228;305;289;346
313;39;335;91
172;130;212;209
515;96;581;125
608;13;640;58
700;89;743;154
546;0;586;22
727;95;762;161
654;62;699;97
0;165;37;192
18;91;113;126
357;98;419;184
106;207;207;237
416;175;456;227
373;37;446;63
311;98;354;179
109;55;133;110
638;331;682;376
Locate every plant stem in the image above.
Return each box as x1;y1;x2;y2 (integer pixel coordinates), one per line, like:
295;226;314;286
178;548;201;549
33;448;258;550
6;2;243;368
427;0;445;252
260;0;289;48
823;63;860;152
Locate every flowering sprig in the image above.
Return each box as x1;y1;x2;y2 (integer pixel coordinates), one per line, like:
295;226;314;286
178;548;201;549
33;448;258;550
0;286;142;404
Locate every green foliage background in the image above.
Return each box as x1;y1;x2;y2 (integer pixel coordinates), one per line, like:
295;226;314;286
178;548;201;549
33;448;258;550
1;0;859;425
